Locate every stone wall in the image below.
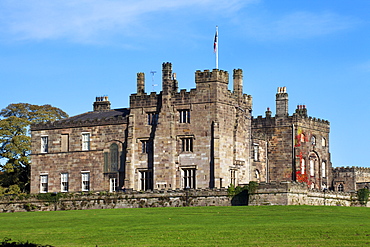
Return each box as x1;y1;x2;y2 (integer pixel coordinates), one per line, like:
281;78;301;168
249;182;361;207
2;183;368;213
0;189;231;213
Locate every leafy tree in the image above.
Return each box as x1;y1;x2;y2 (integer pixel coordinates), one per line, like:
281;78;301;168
0;103;68;193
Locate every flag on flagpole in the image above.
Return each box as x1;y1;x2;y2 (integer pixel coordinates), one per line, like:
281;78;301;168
214;27;218;53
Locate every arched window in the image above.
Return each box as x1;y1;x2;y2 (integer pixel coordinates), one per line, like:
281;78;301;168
322;137;326;147
255;169;260;180
310;159;315;177
322;161;326;178
104;143;119;173
338;184;344;192
311;135;316;146
110;143;119;172
300;133;305;143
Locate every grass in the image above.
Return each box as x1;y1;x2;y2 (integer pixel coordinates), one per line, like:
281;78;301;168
0;205;369;246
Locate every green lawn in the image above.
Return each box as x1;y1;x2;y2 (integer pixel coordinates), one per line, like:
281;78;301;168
0;206;369;246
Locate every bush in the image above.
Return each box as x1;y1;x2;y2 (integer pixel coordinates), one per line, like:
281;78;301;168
357;188;369;205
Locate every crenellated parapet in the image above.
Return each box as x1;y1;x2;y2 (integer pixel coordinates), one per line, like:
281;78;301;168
333;166;370;173
195;69;229;85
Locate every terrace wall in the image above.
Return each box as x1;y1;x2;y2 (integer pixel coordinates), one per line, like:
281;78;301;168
0;183;367;213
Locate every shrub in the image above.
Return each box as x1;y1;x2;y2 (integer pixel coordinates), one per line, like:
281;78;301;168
357;188;369;205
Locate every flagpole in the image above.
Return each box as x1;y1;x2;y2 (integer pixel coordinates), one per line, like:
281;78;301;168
215;26;219;69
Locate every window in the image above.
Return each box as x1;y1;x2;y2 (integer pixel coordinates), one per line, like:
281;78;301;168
41;136;48;153
230;170;237;186
338;183;344;192
310;159;315;176
322;137;326;147
301;159;305;175
181;138;193;152
311;135;316;145
61;173;69;192
109;177;117;192
81;172;90;191
110;143;118;172
255;169;260;180
61;134;69;152
147;112;158;125
179;110;190;123
253;144;259;161
183;168;196;189
82;133;90;151
322;161;326;178
40;175;48;193
140;170;153;191
141;140;150;154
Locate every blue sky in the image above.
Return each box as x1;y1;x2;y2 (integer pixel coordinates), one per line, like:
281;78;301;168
0;0;369;168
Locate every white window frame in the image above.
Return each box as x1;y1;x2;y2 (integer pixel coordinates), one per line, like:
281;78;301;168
81;172;90;191
301;159;305;175
109;177;117;192
40;174;48;193
82;133;90;151
182;168;196;189
61;173;69;192
41;136;48;153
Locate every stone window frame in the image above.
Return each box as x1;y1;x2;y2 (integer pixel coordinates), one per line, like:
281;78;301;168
40;174;48;193
181;166;196;189
138;138;151;154
147;112;158;126
337;183;344;192
81;171;90;191
61;134;69;152
322;137;326;147
177;135;194;153
41;136;48;153
81;132;90;151
311;135;316;146
61;173;69;192
253;143;259;162
322;161;326;178
230;169;237;186
301;158;306;175
138;169;153;191
178;109;190;123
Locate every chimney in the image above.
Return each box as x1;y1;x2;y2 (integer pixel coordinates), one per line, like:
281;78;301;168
137;72;145;95
275;87;288;117
93;96;111;112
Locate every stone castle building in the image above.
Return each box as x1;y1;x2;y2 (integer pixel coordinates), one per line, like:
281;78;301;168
30;62;363;194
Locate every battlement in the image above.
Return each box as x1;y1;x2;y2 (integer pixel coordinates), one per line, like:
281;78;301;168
195;69;229;84
333;166;370;173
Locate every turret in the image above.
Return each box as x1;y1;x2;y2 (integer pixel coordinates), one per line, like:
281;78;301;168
137;72;145;95
162;62;176;94
93;96;111;112
233;69;243;99
275;87;288;117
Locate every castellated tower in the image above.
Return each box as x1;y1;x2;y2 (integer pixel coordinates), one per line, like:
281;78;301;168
251;87;332;190
127;64;252;190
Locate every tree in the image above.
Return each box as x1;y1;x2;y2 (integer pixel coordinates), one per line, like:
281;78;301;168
0;103;68;193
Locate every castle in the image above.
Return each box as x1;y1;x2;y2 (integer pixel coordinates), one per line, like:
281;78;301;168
30;63;370;194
